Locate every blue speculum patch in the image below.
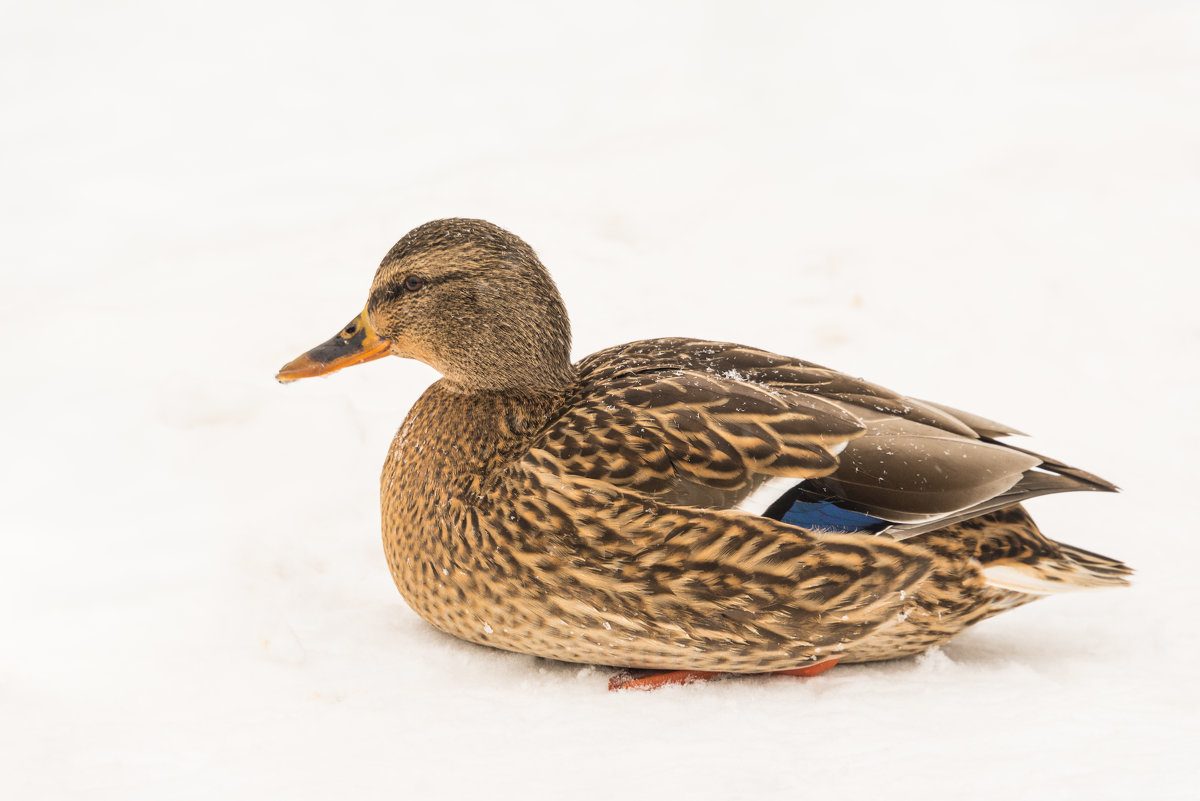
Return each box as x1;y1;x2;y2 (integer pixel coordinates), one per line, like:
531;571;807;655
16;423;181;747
779;499;887;534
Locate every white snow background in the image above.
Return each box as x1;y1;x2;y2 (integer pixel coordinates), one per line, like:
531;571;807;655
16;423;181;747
3;1;1198;798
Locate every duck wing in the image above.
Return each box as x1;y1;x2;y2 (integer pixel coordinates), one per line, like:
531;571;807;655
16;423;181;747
529;351;864;511
535;338;1114;538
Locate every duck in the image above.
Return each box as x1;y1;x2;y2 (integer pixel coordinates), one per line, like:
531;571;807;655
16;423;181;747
277;218;1130;691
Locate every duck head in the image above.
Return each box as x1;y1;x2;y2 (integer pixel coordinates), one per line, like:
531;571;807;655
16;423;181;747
276;219;573;391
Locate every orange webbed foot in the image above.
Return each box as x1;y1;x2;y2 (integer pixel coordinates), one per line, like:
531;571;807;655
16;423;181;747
771;657;840;678
607;669;724;691
607;658;840;691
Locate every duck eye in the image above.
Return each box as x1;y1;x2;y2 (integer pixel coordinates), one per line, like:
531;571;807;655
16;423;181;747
403;275;425;293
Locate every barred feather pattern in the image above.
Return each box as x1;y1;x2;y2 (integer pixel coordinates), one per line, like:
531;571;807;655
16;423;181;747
311;220;1134;675
534;370;864;495
378;356;1121;672
572;338;993;439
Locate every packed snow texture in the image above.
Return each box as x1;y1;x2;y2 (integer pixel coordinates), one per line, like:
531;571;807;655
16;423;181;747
3;2;1198;799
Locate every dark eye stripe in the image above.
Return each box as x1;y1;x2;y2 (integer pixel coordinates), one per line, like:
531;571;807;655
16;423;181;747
368;270;466;310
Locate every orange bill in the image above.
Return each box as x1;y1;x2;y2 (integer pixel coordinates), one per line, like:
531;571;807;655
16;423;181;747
276;308;391;383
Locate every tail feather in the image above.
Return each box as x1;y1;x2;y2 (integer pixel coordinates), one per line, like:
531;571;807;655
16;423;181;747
981;540;1132;595
1057;541;1135;584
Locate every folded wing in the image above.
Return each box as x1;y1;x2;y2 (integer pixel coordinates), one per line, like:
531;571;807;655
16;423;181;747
529;338;1115;538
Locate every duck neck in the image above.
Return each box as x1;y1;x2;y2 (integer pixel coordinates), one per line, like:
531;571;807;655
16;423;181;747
380;380;564;635
441;360;575;394
435;329;576;392
386;380;564;501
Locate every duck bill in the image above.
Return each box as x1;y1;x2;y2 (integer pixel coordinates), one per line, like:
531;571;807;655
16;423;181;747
276;308;391;383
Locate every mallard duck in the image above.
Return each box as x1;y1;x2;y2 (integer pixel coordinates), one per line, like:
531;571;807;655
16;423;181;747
277;218;1129;690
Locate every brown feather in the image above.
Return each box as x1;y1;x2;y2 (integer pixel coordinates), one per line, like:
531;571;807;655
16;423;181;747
290;218;1136;674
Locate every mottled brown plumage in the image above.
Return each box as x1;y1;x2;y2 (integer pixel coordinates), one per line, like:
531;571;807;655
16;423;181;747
279;218;1130;677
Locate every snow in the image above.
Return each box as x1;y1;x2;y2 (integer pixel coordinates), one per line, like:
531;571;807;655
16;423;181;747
3;1;1199;799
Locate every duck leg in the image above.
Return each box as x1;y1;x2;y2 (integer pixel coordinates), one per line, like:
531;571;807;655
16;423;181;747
770;657;840;678
607;669;723;691
607;658;840;691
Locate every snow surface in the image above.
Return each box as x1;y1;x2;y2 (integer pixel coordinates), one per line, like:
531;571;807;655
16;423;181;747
3;2;1199;799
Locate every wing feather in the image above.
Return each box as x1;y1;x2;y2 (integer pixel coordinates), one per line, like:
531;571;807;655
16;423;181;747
539;338;1115;530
